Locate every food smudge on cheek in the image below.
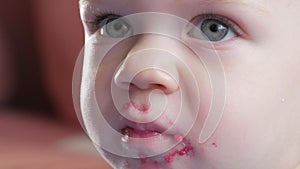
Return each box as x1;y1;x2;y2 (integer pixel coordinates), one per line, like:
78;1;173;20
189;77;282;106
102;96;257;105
212;142;218;148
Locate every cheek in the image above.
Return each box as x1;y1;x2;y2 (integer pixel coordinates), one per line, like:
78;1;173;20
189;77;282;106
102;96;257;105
199;46;299;168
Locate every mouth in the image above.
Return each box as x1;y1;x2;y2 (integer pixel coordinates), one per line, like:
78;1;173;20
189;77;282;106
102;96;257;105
118;122;185;157
121;126;162;138
118;126;194;164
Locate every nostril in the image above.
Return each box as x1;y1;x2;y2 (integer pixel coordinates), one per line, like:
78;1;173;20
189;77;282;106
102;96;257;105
147;83;170;94
131;83;167;92
121;82;131;89
114;69;179;94
156;82;177;94
151;84;167;91
130;70;179;94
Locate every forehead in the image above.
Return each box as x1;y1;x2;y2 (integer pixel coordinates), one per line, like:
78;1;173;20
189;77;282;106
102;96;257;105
79;0;268;13
80;0;255;3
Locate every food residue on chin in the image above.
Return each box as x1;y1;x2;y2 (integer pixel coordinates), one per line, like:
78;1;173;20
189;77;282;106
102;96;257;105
139;153;147;164
123;160;129;166
163;141;194;163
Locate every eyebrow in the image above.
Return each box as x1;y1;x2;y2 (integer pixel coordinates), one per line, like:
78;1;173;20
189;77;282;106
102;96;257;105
215;0;268;13
79;0;269;13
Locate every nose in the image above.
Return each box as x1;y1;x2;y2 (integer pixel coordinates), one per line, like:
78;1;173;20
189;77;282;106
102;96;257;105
113;36;179;94
114;56;179;94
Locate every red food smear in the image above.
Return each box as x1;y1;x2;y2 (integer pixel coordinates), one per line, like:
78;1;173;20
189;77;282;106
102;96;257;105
141;158;147;164
173;134;184;142
212;142;218;148
163;145;193;163
162;114;174;125
123;160;129;166
124;101;150;113
139;153;147;164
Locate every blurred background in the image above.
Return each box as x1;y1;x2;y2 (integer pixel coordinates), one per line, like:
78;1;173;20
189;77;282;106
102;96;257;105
0;0;111;168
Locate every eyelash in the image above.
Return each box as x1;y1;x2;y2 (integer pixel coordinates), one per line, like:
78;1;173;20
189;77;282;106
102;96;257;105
85;11;121;32
194;13;244;37
86;12;244;39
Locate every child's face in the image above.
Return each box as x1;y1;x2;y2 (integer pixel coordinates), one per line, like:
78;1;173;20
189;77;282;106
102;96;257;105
78;0;300;169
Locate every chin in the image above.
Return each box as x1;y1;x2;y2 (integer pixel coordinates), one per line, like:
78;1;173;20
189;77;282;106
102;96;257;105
96;138;200;169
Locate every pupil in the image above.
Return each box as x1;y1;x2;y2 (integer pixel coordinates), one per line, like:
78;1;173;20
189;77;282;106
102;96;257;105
209;23;219;33
113;22;122;31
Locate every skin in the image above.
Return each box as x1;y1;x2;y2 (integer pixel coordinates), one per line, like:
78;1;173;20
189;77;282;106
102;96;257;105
78;0;300;169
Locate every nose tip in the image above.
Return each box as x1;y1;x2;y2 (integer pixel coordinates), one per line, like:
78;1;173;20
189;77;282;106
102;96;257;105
133;69;178;94
113;46;180;94
115;68;178;94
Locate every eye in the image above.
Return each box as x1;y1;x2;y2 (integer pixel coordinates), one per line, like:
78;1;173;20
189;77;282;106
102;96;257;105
99;15;133;38
188;15;238;42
